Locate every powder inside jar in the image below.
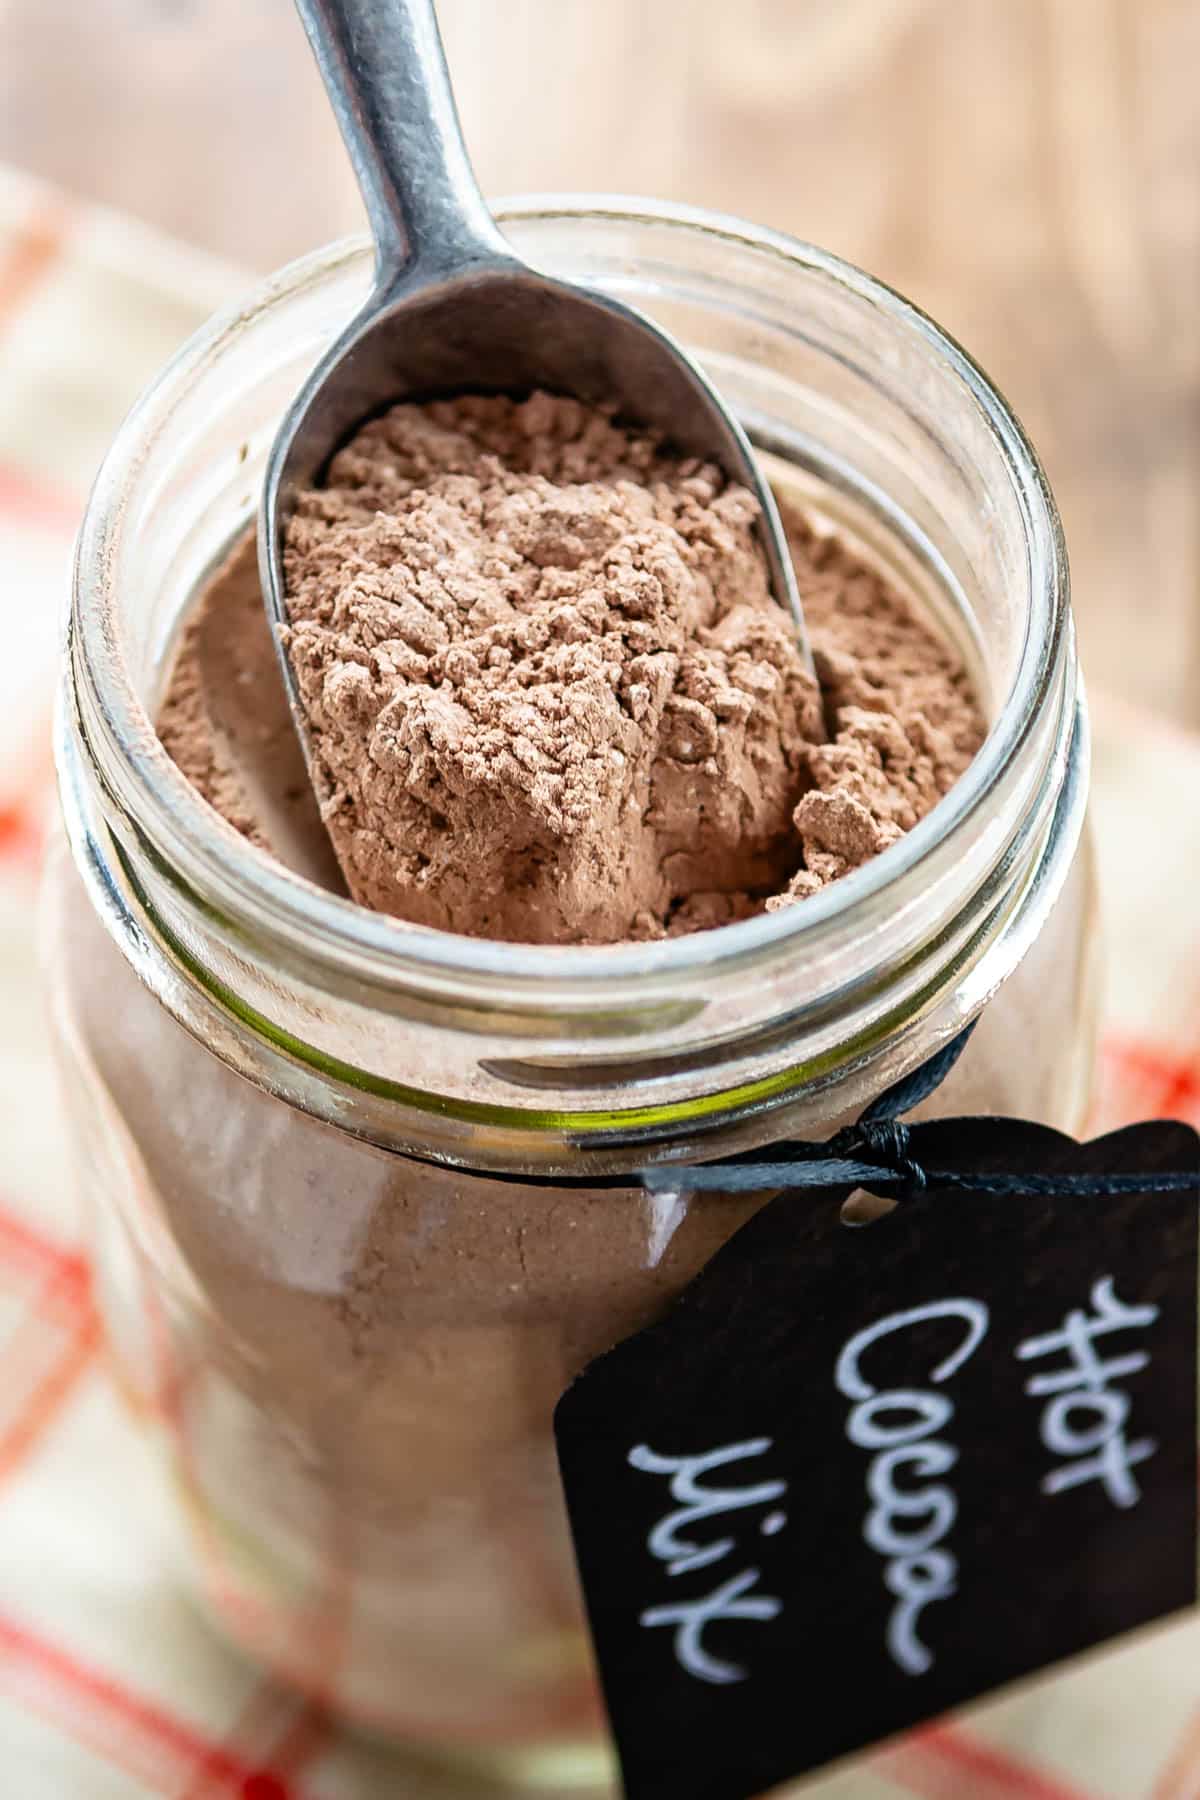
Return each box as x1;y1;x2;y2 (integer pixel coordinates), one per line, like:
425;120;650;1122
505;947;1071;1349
159;393;985;942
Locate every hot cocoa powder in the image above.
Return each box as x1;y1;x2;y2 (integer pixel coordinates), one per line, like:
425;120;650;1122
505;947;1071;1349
161;394;984;939
61;399;1095;1744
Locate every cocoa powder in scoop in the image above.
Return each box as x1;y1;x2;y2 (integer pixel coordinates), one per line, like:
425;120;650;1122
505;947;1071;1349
160;395;984;940
280;392;823;942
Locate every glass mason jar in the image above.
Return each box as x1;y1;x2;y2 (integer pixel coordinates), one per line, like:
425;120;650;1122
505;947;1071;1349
47;199;1096;1787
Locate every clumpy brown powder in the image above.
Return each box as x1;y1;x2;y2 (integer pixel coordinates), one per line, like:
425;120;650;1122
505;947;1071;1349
776;528;985;905
160;394;984;941
281;392;824;943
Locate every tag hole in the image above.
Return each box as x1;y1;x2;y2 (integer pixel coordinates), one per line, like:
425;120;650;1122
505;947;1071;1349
840;1188;897;1228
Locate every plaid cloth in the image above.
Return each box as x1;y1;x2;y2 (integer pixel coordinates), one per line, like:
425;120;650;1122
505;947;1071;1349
2;162;1199;1800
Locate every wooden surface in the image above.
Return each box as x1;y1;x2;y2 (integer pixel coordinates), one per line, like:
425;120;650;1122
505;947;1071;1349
0;0;1196;723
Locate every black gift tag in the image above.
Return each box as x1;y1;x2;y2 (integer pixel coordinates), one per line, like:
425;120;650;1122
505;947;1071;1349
555;1119;1199;1800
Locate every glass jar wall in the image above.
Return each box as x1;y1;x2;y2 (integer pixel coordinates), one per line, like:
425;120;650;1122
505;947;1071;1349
47;200;1096;1785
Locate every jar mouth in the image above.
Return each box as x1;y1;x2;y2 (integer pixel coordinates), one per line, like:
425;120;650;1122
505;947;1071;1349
71;193;1068;1002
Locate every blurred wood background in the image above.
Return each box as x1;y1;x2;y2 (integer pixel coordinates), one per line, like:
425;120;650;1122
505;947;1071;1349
0;0;1196;724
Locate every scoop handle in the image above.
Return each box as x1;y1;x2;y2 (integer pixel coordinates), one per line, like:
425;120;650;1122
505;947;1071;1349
294;0;508;287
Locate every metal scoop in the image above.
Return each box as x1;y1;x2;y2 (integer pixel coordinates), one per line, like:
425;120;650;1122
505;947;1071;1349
261;0;815;755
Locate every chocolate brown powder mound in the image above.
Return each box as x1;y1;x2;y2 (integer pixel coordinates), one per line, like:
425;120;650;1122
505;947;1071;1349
773;519;986;906
160;396;985;942
281;392;825;943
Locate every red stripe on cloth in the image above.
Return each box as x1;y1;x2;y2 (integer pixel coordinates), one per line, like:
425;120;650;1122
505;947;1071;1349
0;459;80;531
0;1615;312;1797
0;1202;87;1289
0;795;44;863
0;201;69;329
0;1203;97;1478
1101;1040;1200;1120
0;1276;98;1485
882;1723;1095;1800
178;1688;330;1800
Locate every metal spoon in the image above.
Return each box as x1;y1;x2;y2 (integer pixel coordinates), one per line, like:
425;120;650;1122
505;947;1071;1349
261;0;815;761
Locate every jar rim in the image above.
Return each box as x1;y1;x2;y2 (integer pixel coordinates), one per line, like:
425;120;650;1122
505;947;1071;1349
71;192;1068;1002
